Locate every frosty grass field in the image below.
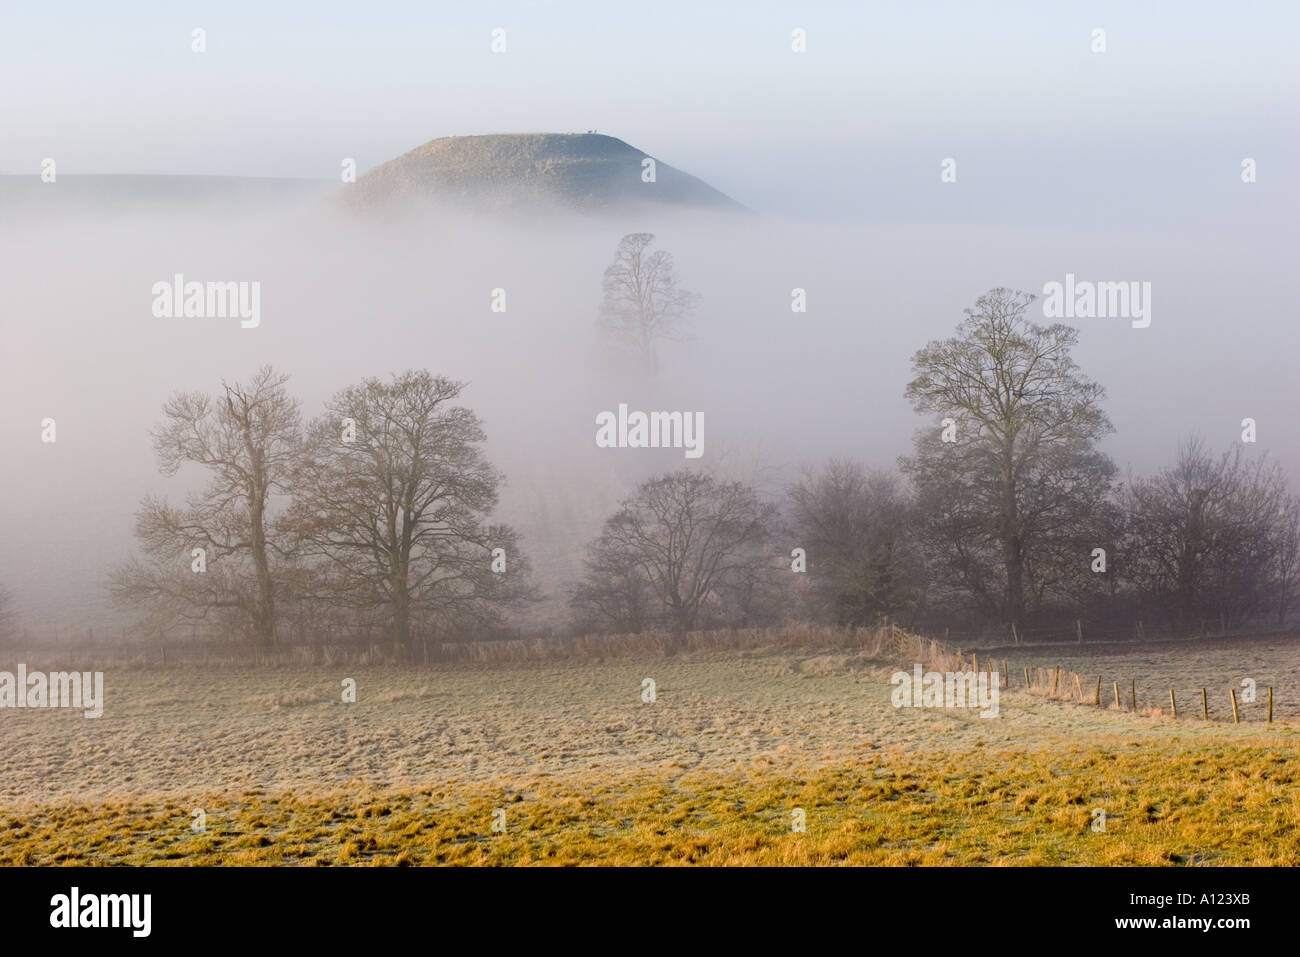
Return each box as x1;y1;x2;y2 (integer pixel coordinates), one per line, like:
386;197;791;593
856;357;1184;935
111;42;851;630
3;634;1297;865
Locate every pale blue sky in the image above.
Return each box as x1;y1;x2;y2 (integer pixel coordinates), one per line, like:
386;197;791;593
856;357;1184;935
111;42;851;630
2;1;1295;220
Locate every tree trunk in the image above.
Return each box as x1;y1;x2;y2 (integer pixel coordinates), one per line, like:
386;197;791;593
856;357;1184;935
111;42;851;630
1178;490;1206;635
1000;438;1024;631
249;493;276;648
391;573;410;656
667;603;692;653
388;499;412;657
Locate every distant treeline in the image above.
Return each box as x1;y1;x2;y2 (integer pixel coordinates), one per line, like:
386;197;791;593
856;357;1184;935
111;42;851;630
3;287;1291;658
572;290;1298;644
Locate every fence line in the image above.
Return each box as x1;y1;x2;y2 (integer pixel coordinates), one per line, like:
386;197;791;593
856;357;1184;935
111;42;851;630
1017;659;1278;726
891;625;1283;726
1;623;1290;725
3;623;909;668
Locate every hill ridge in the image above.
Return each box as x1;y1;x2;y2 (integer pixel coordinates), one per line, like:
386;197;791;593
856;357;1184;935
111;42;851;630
344;132;747;214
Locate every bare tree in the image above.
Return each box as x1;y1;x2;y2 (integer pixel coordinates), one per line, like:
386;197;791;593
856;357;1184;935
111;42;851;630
571;470;778;640
109;366;301;647
0;582;15;643
569;537;654;635
288;370;530;657
902;289;1116;631
597;232;700;375
788;461;924;625
1274;498;1300;626
1123;438;1294;632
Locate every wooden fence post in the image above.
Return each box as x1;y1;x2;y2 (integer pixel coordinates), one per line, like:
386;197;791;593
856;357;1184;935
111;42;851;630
1074;673;1083;701
1131;679;1137;713
1268;687;1273;724
1169;689;1176;719
1094;676;1101;706
1113;682;1120;708
1230;689;1239;724
1023;667;1030;689
1202;688;1208;720
1052;666;1060;696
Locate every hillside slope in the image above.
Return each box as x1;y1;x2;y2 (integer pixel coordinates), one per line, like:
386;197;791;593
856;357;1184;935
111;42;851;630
343;133;747;214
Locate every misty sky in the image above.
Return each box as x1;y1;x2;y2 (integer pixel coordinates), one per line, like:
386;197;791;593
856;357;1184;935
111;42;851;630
1;1;1296;636
3;1;1297;221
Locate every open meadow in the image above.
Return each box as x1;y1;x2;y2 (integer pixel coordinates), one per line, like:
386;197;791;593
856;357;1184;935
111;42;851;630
3;632;1298;865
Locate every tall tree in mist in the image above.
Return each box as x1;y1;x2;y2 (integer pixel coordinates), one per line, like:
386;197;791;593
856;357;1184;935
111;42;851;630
1275;500;1300;626
571;470;779;639
110;366;300;647
597;232;700;375
568;535;654;636
1122;438;1298;631
787;461;924;625
288;371;529;657
901;289;1115;632
0;582;14;642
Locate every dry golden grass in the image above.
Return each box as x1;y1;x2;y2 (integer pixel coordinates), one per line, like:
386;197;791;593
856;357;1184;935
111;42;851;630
3;633;1297;865
5;739;1297;866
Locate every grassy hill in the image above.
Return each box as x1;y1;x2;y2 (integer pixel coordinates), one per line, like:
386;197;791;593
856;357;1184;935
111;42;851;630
343;132;747;214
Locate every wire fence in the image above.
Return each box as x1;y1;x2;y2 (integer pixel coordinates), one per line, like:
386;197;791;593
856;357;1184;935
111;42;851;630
913;617;1293;649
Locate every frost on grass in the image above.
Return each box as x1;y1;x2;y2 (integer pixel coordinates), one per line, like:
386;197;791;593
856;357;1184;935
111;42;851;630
2;637;1296;864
